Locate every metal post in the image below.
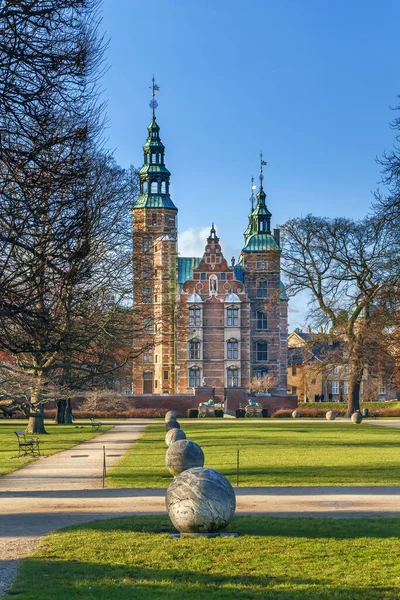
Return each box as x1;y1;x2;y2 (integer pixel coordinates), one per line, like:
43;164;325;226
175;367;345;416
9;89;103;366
102;445;106;489
236;448;240;487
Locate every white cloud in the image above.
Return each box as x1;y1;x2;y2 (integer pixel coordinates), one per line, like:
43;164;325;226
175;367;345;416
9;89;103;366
178;226;210;257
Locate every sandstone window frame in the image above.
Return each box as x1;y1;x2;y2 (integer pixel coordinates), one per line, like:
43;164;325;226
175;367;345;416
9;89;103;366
226;305;239;327
227;367;239;388
227;338;239;360
188;366;201;387
188;338;201;360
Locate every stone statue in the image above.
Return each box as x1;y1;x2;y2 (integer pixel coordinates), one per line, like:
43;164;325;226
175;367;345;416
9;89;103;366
202;377;207;387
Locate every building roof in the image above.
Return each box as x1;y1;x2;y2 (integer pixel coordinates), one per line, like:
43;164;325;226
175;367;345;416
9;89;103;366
178;257;201;287
134;194;177;210
242;233;280;252
225;292;241;303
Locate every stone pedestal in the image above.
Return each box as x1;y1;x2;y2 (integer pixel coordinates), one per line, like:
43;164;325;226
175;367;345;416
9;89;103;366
165;439;204;476
166;467;236;533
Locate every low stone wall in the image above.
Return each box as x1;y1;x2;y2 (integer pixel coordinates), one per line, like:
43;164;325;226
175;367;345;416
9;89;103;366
225;389;297;413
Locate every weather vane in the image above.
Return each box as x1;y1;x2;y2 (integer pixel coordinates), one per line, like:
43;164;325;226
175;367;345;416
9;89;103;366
259;151;267;186
250;176;256;210
149;76;160;117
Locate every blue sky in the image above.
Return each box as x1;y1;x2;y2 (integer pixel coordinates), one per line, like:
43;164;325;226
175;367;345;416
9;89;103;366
100;0;400;325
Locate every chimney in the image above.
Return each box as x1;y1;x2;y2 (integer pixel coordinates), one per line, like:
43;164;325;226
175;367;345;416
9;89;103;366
307;325;312;334
273;228;280;246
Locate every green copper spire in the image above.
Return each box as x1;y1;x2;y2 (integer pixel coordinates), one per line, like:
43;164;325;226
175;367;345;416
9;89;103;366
134;78;177;211
242;153;279;253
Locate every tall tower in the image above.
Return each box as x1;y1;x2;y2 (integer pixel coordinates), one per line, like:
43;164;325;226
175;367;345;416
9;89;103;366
239;155;288;391
132;79;178;394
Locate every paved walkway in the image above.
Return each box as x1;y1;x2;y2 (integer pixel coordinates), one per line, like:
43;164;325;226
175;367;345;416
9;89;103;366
1;418;400;597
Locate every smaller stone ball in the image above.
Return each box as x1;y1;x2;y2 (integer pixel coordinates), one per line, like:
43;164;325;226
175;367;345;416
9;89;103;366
165;428;186;447
166;420;180;431
166;467;236;533
326;410;337;421
292;410;301;419
165;411;177;423
351;412;363;424
166;439;204;476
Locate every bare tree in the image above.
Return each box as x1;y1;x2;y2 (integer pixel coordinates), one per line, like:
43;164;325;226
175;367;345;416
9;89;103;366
281;215;397;416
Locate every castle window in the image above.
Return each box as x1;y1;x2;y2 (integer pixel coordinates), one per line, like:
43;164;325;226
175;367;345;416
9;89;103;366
257;280;268;298
200;273;206;280
142;236;152;253
227;367;239;388
255;367;268;378
151;181;158;193
161;181;166;193
227;339;239;360
256;341;268;361
256;310;267;330
331;381;339;395
227;306;239;327
143;287;152;303
189;339;201;360
256;257;267;270
189;367;200;387
143;371;153;393
151;213;157;226
143;349;153;363
143;263;152;279
143;317;153;333
164;370;169;380
220;273;226;280
189;306;201;327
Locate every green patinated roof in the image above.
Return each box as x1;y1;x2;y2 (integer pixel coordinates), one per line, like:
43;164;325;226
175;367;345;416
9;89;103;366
242;233;280;252
280;281;288;301
134;194;177;210
139;164;171;175
178;257;201;287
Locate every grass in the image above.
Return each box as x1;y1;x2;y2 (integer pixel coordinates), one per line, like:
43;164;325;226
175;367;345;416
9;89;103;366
107;421;400;487
5;515;400;599
0;421;111;476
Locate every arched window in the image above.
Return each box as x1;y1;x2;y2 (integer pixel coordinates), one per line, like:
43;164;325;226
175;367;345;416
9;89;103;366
161;181;166;193
189;306;201;327
151;181;158;194
227;339;239;360
188;367;201;387
257;279;268;298
189;339;201;360
227;367;239;388
226;306;239;326
256;341;268;361
256;310;267;330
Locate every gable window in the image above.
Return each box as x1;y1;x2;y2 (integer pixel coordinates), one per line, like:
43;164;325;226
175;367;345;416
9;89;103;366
227;306;239;327
143;287;152;303
227;339;239;360
257;280;268;298
142;236;152;253
189;339;201;360
189;367;201;387
256;341;268;361
227;367;239;387
256;310;267;330
189;306;201;327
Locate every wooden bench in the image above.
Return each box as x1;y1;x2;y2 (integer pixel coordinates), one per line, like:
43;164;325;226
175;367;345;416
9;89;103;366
15;430;40;457
90;417;103;431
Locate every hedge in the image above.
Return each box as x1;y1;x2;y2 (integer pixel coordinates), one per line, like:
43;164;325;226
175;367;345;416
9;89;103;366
298;401;400;411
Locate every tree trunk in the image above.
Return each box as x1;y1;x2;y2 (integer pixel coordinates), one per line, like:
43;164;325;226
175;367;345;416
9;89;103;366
55;399;74;424
347;367;363;417
25;403;47;434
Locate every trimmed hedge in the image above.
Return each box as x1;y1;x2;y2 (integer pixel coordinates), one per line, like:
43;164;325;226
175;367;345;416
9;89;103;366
298;401;400;411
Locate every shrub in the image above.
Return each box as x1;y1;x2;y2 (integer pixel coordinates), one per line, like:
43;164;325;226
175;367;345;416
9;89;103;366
236;409;246;418
214;409;224;418
298;401;400;411
188;408;199;418
271;409;293;418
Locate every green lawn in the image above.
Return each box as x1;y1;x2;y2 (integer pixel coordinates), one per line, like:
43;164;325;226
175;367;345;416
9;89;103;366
5;515;400;599
0;421;111;476
107;421;400;487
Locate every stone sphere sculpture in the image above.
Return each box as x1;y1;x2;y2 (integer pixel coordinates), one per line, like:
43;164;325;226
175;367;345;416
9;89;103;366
351;412;363;424
166;419;180;431
165;411;177;423
165;428;186;447
166;439;204;476
326;410;337;421
292;410;301;419
166;467;236;533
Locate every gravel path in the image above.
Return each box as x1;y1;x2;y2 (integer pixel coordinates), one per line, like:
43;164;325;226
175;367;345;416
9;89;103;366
1;418;400;597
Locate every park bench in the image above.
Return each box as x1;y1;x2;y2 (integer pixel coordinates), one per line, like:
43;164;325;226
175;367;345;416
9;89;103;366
15;430;40;457
90;417;103;431
371;409;381;419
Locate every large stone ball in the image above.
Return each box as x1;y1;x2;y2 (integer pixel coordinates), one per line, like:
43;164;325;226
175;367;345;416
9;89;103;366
351;412;363;424
165;411;176;423
166;419;180;431
326;410;337;421
165;428;186;447
292;410;301;419
166;467;236;533
165;439;204;476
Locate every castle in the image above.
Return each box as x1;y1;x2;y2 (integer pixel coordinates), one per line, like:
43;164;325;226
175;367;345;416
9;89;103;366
132;90;288;400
